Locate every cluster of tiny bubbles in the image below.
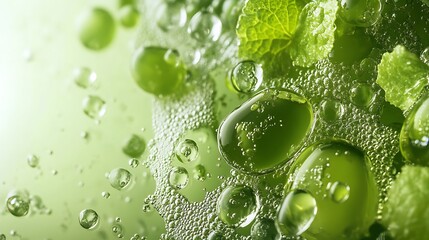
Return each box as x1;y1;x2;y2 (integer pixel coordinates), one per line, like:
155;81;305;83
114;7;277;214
72;67;97;89
79;209;99;230
327;181;350;204
175;139;199;163
168;167;189;189
82;95;106;119
230;60;263;93
6;194;30;217
128;158;140;168
275;190;318;237
187;10;222;43
421;47;429;65
112;222;124;238
26;154;39;168
156;2;187;32
108;168;133;190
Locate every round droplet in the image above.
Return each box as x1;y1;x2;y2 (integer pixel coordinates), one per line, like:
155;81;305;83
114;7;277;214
216;185;259;227
175;139;199;162
193;164;206;181
329;181;350;204
251;218;278;240
77;7;116;50
72;67;97;89
82;95;106;119
276;190;317;236
168;167;189;189
7;195;30;217
129;158;139;168
79;209;99;230
122;134;146;158
286;141;379;239
421;47;429;66
27;154;39;168
338;0;383;27
156;2;187;31
400;93;429;166
230;61;263;93
108;168;132;190
131;46;186;95
350;83;375;107
102;191;111;199
319;99;344;122
207;231;225;240
218;89;314;174
119;5;139;28
188;11;222;42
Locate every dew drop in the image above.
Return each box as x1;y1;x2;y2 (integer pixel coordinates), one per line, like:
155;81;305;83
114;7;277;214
328;181;350;204
188;10;222;42
6;195;30;217
79;209;99;230
175;139;199;163
27;154;39;168
230;60;263;93
108;168;132;190
82;95;106;119
168;167;189;189
73;67;97;89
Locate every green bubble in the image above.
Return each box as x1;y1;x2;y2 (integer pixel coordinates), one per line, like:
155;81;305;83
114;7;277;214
207;231;225;240
27;154;39;168
82;95;106;119
275;190;318;236
131;46;186;95
216;185;259;227
218;89;313;174
122;134;146;158
338;0;383;27
72;67;97;89
119;5;139;28
7;195;30;217
230;60;263;94
175;139;199;163
168;167;189;189
286;141;379;240
77;7;116;50
108;168;132;190
251;218;278;240
79;209;99;230
400;93;429;166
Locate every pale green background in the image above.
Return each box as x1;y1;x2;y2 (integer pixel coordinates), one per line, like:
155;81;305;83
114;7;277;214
0;0;165;239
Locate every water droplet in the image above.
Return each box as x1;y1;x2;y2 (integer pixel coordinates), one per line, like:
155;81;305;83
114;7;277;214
421;47;429;66
122;134;146;158
400;93;429;166
192;164;206;181
230;60;263;93
128;158;139;168
82;95;106;119
276;190;317;236
175;139;199;163
328;181;350;203
102;191;111;199
350;83;375;107
319;99;344;122
79;209;99;229
27;154;39;168
168;167;189;189
131;46;186;95
216;185;259;227
6;195;30;217
207;231;225;240
108;168;132;190
218;89;314;174
77;7;115;50
156;2;187;32
73;67;97;89
338;0;383;27
188;11;222;42
119;5;139;28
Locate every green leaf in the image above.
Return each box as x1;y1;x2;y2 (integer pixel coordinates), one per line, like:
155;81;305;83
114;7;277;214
376;45;429;112
236;0;299;61
289;0;338;67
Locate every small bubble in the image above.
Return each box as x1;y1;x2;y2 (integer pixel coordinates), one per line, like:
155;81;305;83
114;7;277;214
77;7;115;50
188;10;222;42
108;168;132;190
119;5;139;28
102;191;111;199
230;61;263;93
168;167;189;189
156;2;187;32
328;181;350;203
175;139;199;163
128;158;139;168
79;209;99;230
82;95;106;119
193;164;207;181
7;195;30;217
350;83;375;107
319;99;344;122
73;67;97;89
122;134;146;158
27;154;39;168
